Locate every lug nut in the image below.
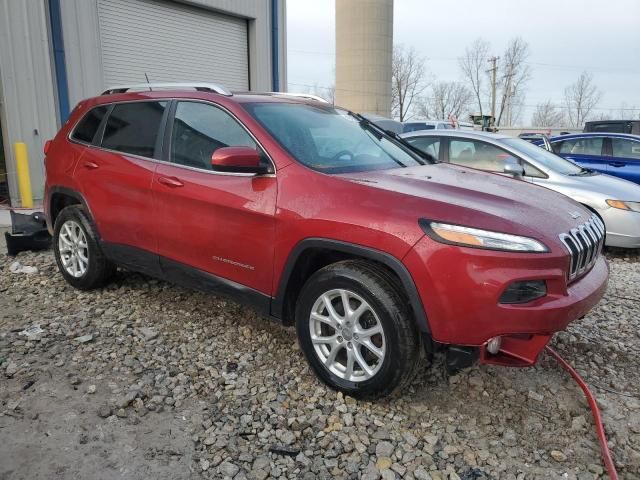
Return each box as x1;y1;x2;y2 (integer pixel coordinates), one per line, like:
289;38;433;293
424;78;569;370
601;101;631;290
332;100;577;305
337;336;343;343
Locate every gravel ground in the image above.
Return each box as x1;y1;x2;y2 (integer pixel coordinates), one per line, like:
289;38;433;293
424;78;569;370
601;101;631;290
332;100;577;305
1;247;639;480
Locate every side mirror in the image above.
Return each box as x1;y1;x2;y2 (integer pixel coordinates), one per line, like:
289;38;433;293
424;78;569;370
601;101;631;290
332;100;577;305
503;157;525;177
211;147;268;174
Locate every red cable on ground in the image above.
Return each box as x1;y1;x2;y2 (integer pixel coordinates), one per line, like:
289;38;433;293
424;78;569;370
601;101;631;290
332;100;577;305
545;346;619;480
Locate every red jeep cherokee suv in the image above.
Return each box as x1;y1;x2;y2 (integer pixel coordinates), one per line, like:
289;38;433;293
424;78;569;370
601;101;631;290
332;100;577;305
44;83;608;398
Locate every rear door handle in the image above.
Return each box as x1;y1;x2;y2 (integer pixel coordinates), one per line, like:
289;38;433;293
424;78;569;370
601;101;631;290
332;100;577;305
609;162;625;168
83;161;99;170
157;176;184;188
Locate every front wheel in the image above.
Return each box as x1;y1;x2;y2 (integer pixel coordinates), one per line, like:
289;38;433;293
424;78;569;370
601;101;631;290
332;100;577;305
295;261;422;399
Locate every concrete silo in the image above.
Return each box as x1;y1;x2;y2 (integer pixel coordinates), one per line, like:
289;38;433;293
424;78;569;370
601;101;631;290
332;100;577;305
335;0;394;117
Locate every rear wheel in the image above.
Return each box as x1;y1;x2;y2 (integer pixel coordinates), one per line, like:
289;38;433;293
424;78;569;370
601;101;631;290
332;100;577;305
295;260;422;399
53;206;115;290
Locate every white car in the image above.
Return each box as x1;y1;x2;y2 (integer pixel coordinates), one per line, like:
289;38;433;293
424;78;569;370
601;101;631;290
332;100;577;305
402;120;455;133
402;130;640;248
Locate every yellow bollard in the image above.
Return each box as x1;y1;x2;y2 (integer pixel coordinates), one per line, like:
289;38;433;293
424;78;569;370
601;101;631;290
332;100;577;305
15;142;33;208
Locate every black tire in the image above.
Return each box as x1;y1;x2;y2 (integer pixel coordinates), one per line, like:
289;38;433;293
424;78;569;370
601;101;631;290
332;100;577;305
53;205;115;290
295;260;422;399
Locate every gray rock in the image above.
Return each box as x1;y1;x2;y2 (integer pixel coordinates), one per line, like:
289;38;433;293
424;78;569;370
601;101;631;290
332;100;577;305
74;334;93;343
376;441;395;459
97;405;112;418
218;461;239;477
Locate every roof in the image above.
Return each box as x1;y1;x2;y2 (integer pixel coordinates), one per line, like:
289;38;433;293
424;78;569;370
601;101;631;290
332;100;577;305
401;130;512;140
548;132;640;141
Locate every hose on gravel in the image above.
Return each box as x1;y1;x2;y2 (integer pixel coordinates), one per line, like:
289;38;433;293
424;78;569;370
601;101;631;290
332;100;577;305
545;346;619;480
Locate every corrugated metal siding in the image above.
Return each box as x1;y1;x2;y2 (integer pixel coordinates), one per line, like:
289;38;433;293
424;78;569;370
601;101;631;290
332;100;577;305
98;0;249;90
0;0;59;205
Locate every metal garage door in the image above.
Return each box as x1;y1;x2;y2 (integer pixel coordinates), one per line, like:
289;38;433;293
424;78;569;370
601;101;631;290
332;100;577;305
98;0;249;90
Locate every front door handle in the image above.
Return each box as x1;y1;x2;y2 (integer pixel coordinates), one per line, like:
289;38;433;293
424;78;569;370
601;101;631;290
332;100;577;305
83;160;99;170
157;176;184;188
609;162;625;168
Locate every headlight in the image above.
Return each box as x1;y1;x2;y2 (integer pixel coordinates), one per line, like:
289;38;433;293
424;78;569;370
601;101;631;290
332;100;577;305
606;199;640;213
420;220;548;252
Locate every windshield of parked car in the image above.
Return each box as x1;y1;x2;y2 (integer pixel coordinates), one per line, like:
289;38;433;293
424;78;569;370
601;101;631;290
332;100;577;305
244;103;426;173
501;137;584;175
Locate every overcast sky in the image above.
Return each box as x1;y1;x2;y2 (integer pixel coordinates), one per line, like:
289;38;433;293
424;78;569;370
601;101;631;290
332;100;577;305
286;0;640;123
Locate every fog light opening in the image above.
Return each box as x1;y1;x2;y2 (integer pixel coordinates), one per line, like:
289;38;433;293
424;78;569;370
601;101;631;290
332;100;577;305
486;336;502;355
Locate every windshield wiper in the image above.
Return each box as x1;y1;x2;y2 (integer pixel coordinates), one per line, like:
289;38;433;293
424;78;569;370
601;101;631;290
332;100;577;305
349;113;434;165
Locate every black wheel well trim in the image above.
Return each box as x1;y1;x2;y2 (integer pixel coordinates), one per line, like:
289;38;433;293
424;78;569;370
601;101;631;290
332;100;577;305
271;238;431;333
47;186;96;236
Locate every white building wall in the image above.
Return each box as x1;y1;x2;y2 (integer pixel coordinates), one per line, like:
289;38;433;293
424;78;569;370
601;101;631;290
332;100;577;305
0;0;286;207
0;0;60;206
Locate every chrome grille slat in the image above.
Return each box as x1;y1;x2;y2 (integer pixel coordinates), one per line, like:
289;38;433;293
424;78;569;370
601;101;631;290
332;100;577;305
559;214;605;281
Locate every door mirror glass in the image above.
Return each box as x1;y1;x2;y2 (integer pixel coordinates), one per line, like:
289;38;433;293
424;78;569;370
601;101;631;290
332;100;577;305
211;146;267;174
503;157;525;177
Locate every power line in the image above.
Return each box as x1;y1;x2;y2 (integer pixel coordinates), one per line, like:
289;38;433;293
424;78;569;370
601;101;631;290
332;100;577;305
288;81;640;111
289;49;640;74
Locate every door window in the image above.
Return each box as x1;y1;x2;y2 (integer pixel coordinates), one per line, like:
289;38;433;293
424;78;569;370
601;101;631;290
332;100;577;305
556;137;603;156
406;137;440;160
102;101;168;157
611;138;640;160
71;106;109;144
448;139;511;172
171;102;258;170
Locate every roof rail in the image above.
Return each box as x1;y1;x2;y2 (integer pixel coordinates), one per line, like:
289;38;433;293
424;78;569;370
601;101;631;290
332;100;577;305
101;82;232;96
268;92;329;103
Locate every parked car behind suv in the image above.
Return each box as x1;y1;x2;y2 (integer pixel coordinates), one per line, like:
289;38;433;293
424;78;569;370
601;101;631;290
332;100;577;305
402;130;640;248
584;120;640;135
45;84;608;399
541;132;640;185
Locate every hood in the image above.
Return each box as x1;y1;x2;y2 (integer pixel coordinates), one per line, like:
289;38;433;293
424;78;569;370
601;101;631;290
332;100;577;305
339;163;592;241
545;171;640;202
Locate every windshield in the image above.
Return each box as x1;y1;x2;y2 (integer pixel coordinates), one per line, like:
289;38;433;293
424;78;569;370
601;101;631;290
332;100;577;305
501;137;583;175
243;103;425;174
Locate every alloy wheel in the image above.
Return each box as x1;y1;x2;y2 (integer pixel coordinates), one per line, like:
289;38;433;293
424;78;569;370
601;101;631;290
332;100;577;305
309;289;386;382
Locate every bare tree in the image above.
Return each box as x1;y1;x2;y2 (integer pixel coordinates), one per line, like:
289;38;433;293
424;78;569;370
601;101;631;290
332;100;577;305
418;81;473;120
459;38;490;117
310;83;335;104
531;100;566;127
392;45;427;121
495;37;532;126
563;71;602;127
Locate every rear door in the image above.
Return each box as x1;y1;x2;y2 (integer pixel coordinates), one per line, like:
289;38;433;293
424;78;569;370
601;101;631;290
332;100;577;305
605;136;640;184
152;100;277;295
552;136;608;173
73;100;168;272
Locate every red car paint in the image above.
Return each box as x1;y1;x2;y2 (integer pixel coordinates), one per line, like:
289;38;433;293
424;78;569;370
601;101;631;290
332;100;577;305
44;90;608;367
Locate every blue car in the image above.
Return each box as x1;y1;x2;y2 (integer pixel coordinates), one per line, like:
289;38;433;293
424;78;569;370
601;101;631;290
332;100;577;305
540;133;640;184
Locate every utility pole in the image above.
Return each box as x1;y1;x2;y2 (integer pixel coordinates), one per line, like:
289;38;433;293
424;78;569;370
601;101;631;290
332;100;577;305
488;56;498;131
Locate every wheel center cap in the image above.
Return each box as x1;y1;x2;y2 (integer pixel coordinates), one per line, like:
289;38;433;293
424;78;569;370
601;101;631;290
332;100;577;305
342;327;353;341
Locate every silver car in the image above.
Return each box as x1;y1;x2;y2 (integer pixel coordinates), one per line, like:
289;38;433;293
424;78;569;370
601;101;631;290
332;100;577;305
401;130;640;248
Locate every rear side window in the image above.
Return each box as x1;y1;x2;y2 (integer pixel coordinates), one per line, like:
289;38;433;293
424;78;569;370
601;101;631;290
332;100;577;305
71;106;108;144
611;138;640;160
102;101;167;157
556;137;603;156
588;122;627;134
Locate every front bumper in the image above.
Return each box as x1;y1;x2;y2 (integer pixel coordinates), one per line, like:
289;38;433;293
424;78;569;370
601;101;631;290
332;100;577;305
404;237;609;360
600;207;640;248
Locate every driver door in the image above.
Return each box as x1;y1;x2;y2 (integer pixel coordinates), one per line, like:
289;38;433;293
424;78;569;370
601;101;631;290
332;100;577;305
152;100;277;295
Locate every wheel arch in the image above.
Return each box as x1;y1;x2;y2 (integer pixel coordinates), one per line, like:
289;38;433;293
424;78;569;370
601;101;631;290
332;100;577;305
47;186;96;236
272;238;430;333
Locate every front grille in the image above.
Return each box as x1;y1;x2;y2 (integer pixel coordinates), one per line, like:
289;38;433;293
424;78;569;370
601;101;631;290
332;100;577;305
559;214;605;281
